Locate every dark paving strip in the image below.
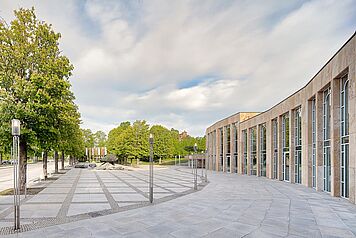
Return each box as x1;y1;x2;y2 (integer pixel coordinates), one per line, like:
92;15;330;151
94;171;120;211
56;170;82;218
106;171;149;200
119;170;178;194
132;170;193;189
0;172;208;235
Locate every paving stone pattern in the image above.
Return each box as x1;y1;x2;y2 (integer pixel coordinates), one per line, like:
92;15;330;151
0;167;200;234
2;169;356;237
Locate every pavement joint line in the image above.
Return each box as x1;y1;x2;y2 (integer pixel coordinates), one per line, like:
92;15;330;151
107;171;149;200
0;168;209;235
56;169;82;218
133;170;194;189
120;170;178;194
94;171;120;211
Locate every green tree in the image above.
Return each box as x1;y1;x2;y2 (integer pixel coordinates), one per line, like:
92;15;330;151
0;8;77;188
132;120;149;162
94;130;107;147
82;129;94;148
150;125;174;161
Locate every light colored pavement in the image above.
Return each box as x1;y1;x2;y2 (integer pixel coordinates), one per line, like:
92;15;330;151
2;168;356;237
0;162;53;191
0;166;202;235
0;161;66;192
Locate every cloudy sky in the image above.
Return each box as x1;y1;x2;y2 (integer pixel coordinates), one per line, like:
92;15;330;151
1;0;355;136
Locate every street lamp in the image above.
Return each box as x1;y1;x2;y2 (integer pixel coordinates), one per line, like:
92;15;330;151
149;134;154;203
11;119;21;231
193;143;197;190
204;149;208;182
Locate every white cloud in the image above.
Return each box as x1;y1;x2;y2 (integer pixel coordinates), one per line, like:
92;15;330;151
0;0;355;136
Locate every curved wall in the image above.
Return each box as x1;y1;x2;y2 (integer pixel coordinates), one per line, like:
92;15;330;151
205;33;356;203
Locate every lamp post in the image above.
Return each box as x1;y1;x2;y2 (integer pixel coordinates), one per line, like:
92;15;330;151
193;143;197;190
11;119;21;231
149;134;154;203
205;149;208;182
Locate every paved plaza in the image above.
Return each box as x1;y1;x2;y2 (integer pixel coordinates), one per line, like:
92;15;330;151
0;167;202;234
1;168;356;237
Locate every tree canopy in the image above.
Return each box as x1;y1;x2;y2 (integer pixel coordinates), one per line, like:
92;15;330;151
107;121;206;162
0;7;83;188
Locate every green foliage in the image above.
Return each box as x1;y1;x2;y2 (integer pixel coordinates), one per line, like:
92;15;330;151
94;130;107;147
0;7;83;159
107;120;206;163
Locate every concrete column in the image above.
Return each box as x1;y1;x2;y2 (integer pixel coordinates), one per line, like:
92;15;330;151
266;120;272;179
238;128;244;174
230;124;234;173
247;129;251;175
315;92;324;191
305;99;313;187
331;79;341;197
278;116;283;181
222;127;226;172
215;129;219;172
290;110;295;183
347;64;356;204
256;125;261;177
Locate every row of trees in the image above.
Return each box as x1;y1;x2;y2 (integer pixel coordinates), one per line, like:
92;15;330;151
0;8;84;190
107;120;205;163
82;129;107;148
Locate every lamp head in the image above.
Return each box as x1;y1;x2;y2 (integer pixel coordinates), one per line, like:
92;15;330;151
193;143;197;152
149;133;154;144
11;119;21;136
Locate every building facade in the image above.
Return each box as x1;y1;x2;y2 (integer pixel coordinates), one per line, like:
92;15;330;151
206;33;356;204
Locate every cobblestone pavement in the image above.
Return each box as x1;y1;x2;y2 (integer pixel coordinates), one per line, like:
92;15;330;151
3;169;356;238
0;167;202;234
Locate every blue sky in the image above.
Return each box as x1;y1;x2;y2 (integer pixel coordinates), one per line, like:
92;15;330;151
1;0;355;136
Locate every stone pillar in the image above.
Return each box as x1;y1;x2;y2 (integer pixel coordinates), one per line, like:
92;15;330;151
289;110;295;183
256;125;261;177
222;127;226;172
349;64;356;204
238;128;244;174
331;79;341;197
278;116;283;181
247;129;251;175
315;92;324;192
266;120;272;179
305;99;313;187
230;124;235;173
215;129;219;171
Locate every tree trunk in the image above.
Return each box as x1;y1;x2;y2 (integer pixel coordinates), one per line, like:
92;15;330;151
0;152;2;165
43;151;48;180
61;151;65;170
54;151;59;173
19;139;27;192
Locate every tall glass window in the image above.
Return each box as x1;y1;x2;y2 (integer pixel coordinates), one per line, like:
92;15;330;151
260;124;267;177
243;130;248;174
282;113;290;181
311;98;316;188
233;124;238;173
225;125;231;172
272;119;278;179
294;107;302;184
219;128;223;172
340;75;349;198
323;87;331;192
213;130;216;171
250;127;257;175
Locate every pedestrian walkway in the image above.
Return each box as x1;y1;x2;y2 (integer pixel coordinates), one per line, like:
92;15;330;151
0;167;203;235
3;169;356;237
